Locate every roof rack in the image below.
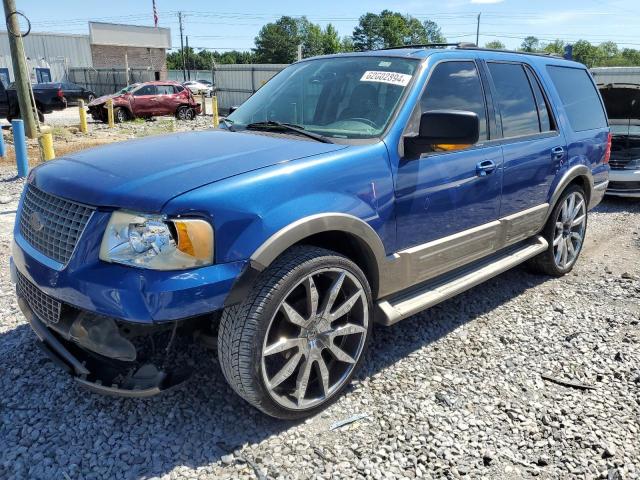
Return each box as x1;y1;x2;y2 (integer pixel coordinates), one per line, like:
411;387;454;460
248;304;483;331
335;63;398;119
380;42;476;50
378;43;563;59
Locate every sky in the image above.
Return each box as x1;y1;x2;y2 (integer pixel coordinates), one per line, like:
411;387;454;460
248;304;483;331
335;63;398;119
12;0;640;52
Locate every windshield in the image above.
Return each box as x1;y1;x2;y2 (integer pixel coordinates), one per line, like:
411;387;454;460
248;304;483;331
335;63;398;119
228;56;419;139
118;84;139;94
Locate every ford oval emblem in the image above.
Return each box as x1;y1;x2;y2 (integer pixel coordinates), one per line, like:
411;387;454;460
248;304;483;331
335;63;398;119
29;211;44;232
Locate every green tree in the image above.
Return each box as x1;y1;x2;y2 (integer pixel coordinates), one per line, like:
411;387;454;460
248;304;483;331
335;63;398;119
543;39;565;56
520;36;540;52
322;24;342;54
341;36;355;53
352;10;444;51
485;40;506;50
572;40;601;67
299;18;325;58
423;20;446;43
254;16;301;63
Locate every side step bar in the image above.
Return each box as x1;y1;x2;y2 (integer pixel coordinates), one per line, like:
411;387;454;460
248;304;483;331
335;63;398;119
376;235;548;326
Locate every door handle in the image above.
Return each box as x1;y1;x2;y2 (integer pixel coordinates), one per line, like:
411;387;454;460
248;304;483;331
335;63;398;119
476;160;497;177
551;146;565;160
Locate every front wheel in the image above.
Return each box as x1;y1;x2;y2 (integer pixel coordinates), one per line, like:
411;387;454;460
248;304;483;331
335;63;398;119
218;246;373;419
529;184;587;276
176;106;195;120
114;107;129;123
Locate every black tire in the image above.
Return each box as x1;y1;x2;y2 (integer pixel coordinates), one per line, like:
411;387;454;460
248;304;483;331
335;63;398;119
37;110;45;123
528;184;588;276
218;246;373;419
176;106;195;121
114;107;129;123
87;94;95;103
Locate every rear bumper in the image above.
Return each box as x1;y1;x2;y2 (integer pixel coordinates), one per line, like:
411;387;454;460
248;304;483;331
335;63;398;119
606;169;640;197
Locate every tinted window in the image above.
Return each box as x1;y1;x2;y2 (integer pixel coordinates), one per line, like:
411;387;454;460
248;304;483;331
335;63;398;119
175;85;185;92
156;85;175;95
488;63;540;138
420;61;488;141
133;85;156;96
526;68;553;132
547;66;608;131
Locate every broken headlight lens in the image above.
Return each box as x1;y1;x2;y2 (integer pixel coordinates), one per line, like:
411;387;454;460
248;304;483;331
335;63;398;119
99;211;213;270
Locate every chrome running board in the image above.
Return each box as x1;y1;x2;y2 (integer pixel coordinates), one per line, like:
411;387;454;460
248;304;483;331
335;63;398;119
376;235;548;326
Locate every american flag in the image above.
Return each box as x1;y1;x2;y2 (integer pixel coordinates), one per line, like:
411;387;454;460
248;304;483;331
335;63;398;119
152;0;158;27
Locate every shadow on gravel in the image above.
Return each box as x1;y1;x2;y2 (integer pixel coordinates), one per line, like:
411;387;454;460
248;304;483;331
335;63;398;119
594;195;640;214
0;264;552;479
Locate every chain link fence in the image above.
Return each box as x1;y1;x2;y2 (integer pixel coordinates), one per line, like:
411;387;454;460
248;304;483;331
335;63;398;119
67;67;155;97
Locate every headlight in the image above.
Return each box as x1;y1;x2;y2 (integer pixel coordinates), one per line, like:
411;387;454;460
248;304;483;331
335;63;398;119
99;211;213;270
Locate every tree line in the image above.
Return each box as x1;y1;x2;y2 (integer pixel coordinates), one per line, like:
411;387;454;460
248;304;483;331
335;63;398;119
166;10;640;68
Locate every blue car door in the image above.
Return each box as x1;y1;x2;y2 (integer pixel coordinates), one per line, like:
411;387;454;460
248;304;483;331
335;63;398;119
394;59;503;252
485;61;565;216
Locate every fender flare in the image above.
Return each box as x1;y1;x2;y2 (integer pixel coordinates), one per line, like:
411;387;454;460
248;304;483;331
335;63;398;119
545;164;593;222
224;213;387;307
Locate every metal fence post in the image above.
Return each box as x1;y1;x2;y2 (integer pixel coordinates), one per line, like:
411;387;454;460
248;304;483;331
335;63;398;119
212;95;219;128
0;127;5;157
106;98;115;128
39;126;55;161
12;119;28;177
78;99;88;134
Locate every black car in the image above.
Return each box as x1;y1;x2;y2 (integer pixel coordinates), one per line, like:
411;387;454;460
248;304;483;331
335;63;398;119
54;82;96;106
0;82;67;121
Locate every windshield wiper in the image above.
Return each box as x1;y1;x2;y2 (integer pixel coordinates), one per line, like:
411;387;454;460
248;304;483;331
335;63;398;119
220;117;236;132
245;120;333;144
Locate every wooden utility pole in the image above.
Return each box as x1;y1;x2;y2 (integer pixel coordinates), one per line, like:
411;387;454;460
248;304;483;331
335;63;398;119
3;0;37;138
178;12;186;81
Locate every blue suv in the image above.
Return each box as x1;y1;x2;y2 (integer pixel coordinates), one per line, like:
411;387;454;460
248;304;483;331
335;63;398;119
11;45;610;419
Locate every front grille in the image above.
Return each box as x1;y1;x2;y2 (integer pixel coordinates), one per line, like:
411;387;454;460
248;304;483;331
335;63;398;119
609;157;632;170
608;181;640;191
19;185;94;264
16;271;62;325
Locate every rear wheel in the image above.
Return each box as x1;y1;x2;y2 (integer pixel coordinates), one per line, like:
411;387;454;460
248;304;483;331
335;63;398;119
529;184;587;276
176;106;195;120
218;246;373;419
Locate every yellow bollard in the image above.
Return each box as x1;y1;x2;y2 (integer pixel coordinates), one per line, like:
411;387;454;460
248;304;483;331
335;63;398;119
106;98;115;128
212;95;219;128
39;127;55;161
79;99;88;134
200;93;207;115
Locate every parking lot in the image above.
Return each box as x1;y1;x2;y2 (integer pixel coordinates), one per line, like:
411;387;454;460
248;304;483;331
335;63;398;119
1;162;638;479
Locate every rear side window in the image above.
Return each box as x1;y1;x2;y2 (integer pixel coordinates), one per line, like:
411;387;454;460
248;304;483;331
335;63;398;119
526;67;553;132
546;66;608;131
156;85;175;95
488;63;540;138
420;61;488;141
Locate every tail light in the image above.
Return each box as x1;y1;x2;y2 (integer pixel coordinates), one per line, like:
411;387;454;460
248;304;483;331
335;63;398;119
603;132;612;165
57;87;64;99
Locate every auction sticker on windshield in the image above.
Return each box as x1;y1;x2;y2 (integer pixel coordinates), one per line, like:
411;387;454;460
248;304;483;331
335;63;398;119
360;71;412;86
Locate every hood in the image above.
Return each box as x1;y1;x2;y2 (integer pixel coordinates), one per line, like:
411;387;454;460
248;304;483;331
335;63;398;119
88;93;121;106
599;83;640;120
31;130;346;212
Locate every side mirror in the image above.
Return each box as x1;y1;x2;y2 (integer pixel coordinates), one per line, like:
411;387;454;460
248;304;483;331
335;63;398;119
228;105;240;114
404;110;479;158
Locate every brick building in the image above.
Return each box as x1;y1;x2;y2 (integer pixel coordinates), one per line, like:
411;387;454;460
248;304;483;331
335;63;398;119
89;22;171;81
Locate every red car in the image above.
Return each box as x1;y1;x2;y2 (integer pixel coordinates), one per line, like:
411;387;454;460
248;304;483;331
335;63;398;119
87;81;201;123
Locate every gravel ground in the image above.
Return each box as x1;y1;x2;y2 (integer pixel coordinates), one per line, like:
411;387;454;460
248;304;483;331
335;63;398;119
1;163;639;480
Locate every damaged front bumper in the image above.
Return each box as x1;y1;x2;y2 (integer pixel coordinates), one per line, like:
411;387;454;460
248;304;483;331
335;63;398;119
16;286;208;398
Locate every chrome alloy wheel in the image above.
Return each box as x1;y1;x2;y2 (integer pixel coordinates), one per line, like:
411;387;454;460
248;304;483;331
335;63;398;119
553;191;586;269
261;268;369;410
